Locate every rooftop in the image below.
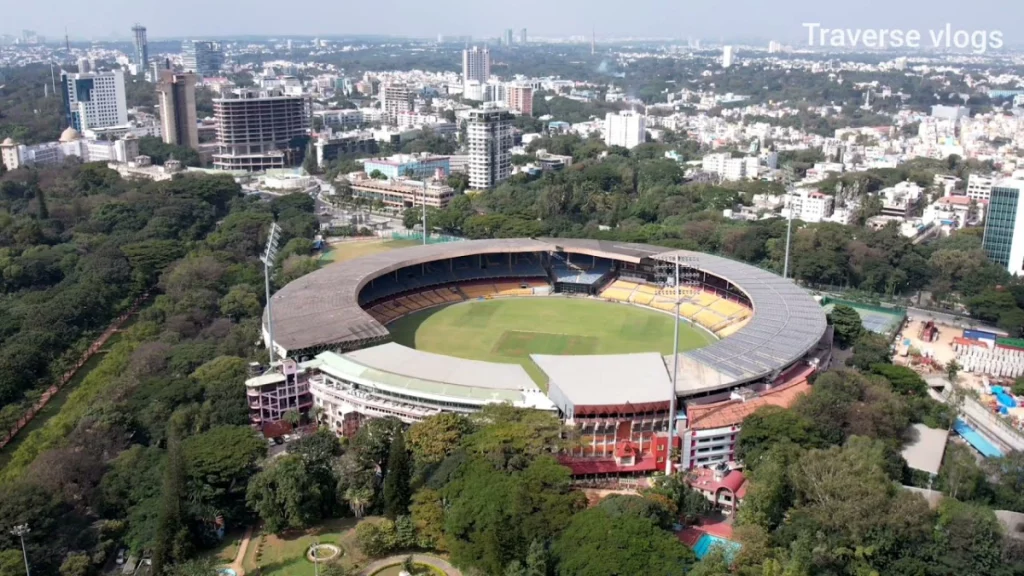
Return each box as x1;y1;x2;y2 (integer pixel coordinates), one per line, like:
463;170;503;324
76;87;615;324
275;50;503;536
901;424;950;476
686;365;814;430
533;353;673;410
312;345;553;408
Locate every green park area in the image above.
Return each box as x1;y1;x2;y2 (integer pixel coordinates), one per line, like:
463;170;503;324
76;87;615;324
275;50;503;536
387;297;715;386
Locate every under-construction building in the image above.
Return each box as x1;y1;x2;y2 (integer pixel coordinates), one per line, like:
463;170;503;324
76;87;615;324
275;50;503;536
212;88;311;171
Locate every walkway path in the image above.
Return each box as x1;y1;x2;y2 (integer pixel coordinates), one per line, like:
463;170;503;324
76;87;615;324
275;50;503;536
359;554;462;576
226;526;254;576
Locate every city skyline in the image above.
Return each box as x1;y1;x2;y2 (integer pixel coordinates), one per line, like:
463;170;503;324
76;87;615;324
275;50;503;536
1;0;1018;46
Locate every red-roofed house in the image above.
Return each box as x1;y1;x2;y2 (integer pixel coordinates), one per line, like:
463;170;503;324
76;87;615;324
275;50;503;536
686;466;748;512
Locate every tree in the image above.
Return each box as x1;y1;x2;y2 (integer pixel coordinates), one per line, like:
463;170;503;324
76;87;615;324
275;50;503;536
354;519;399;558
246;455;324;533
283;410;301;427
551;506;695;576
932;498;1006;575
939;443;985;501
182;426;267;525
382;433;412;519
847;332;892;371
152;426;190;575
443;456;584;574
167;558;217;576
58;553;90;576
829;304;864;348
1013;376;1024;397
735;406;818;467
410;488;446;550
869;363;928;396
408;413;474;467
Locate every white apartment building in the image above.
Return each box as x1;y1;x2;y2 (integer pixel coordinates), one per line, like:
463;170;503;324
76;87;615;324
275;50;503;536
466;105;513;190
380;82;414;125
967;174;996;201
604;110;646;150
702;153;759;181
462;46;491;86
879;181;923;217
61;70;128;131
787;189;835;223
722;46;735;68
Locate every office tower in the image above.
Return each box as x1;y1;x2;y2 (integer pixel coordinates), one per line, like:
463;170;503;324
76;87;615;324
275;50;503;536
505;84;533;116
982;180;1024;275
380;82;414;124
182;40;225;77
768;41;781;54
462;46;491;85
504;28;514;46
157;71;199;150
722;45;734;68
131;24;149;72
61;70;128;131
212;88;311;171
77;57;91;73
519;28;527;44
467;105;513;190
604;110;646;149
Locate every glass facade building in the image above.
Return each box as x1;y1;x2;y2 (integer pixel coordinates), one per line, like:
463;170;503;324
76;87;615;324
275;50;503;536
983;182;1024;275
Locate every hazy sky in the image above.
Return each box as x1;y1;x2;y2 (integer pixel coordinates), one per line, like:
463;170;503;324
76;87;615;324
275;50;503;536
2;0;1017;45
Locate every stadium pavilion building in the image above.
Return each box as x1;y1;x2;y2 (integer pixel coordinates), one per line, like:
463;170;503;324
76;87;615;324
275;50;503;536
249;238;831;473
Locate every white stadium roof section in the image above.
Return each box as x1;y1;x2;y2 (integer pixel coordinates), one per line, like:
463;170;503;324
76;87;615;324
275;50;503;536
345;343;541;393
312;344;554;409
533;353;673;413
267;238;828;393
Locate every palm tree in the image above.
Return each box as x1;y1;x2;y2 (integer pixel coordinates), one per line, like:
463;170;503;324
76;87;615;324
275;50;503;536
345;487;373;518
283;410;301;428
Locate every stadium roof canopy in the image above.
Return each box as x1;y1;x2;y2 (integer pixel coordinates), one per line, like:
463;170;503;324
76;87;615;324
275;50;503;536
268;238;827;391
312;344;553;408
533;353;673;415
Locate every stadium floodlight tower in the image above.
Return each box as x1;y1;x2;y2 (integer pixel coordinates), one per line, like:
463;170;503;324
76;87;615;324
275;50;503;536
261;222;282;364
653;252;700;474
782;164;796;279
10;524;30;576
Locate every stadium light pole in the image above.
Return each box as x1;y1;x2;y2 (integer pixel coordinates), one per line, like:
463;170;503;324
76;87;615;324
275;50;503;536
422;179;428;245
657;253;697;475
668;258;680;475
782;164;795;279
261;222;282;364
11;524;30;576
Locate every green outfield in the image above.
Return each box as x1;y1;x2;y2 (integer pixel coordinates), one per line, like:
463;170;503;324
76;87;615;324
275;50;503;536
387;297;716;387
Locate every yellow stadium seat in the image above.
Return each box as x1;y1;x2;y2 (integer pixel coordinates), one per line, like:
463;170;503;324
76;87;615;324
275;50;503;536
631;293;655;306
636;284;659;295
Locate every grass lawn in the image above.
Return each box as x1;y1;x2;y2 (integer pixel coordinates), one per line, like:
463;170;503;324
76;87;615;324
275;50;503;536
387;298;716;387
201;529;245;564
243;518;365;576
320;239;420;265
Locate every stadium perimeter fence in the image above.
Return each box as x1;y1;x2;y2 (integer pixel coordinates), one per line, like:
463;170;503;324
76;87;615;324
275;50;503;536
389;231;465;244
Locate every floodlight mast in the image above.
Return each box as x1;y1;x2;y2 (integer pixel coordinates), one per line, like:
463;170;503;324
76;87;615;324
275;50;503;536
261;223;282;364
10;524;30;576
782;164;795;279
656;253;698;475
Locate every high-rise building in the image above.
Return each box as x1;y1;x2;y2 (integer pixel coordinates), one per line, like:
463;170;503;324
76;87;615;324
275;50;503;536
157;71;199;150
505;84;533;116
604;110;646;150
212;88;311;171
768;41;781;54
151;58;171;83
380;82;414;125
722;45;734;68
504;29;514;46
182;40;225;78
519;28;528;44
131;24;149;72
61;70;128;131
467;105;513;190
982;179;1024;275
77;57;91;73
462;46;491;86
